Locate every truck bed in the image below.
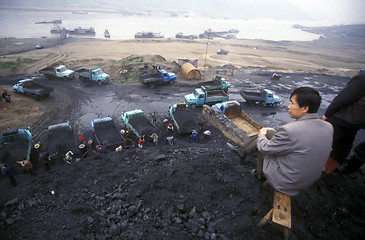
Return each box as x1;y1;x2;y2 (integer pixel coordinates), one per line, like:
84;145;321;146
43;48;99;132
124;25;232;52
206;91;228;98
172;108;198;134
225;108;262;136
139;74;161;85
39;67;54;74
75;68;90;74
240;91;265;101
128;115;159;136
0;139;29;172
200;79;221;88
93;121;125;147
48;128;79;158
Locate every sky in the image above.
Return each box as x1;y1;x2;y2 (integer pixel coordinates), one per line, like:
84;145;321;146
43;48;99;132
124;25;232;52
286;0;365;24
0;0;364;25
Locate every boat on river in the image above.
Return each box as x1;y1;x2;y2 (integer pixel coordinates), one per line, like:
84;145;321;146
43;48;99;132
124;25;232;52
67;27;95;36
135;31;164;39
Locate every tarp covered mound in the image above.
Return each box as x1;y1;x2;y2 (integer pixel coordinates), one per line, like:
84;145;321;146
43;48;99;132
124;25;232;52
180;62;201;80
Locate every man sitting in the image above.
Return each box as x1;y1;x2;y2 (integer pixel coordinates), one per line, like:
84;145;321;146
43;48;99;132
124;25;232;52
228;87;333;196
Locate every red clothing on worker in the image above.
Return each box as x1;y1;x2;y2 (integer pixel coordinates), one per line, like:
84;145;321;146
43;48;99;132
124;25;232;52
138;137;145;148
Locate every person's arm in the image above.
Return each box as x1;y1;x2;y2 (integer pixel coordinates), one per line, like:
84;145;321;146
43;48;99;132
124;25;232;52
257;127;293;156
325;75;365;118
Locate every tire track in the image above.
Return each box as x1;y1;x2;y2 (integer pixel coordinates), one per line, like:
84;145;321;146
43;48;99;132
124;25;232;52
26;46;68;74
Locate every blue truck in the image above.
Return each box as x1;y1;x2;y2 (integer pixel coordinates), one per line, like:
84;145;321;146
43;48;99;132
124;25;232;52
240;88;281;107
74;67;110;85
169;103;199;134
0;128;33;172
91;117;125;148
200;76;231;93
121;109;160;140
184;87;229;109
217;49;229;55
13;78;54;100
140;67;176;88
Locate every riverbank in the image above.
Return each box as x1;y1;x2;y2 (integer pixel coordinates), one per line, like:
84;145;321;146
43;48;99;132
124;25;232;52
0;27;364;77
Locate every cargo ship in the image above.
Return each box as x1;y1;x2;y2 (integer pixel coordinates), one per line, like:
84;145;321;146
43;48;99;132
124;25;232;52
135;31;164;38
67;27;95;36
35;19;62;24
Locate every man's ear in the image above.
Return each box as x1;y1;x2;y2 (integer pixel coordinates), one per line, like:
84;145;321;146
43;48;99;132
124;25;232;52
303;106;309;113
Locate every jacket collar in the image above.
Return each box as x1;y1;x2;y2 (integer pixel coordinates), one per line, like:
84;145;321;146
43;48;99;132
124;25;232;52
296;113;319;121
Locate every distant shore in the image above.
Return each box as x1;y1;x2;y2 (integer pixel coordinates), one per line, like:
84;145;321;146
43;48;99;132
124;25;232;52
0;26;364;77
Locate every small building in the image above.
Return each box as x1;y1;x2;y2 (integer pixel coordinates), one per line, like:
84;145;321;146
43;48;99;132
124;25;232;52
180;62;201;80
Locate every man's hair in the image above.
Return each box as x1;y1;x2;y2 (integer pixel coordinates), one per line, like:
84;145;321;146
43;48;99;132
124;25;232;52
290;87;321;113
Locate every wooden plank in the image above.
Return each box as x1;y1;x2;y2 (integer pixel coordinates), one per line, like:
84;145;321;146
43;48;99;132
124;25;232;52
272;191;291;229
257;208;273;227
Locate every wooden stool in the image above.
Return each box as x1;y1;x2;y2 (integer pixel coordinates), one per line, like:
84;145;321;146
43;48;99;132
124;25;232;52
257;190;291;240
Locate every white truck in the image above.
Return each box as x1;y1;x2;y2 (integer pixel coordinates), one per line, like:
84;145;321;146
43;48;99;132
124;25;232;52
39;65;74;80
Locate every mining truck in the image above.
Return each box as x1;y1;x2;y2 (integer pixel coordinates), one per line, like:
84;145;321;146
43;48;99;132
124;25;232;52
169;103;199;134
240;88;281;107
74;68;110;85
46;122;80;159
39;64;74;79
13;78;54;100
202;100;263;146
200;76;231;93
139;67;176;88
121;109;160;140
184;87;229;109
0;128;33;172
91;117;125;148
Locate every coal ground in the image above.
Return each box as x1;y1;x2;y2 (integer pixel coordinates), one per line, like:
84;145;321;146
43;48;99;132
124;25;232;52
0;68;365;240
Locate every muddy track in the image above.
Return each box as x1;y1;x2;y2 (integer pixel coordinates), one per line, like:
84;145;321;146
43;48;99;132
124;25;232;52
26;46;68;75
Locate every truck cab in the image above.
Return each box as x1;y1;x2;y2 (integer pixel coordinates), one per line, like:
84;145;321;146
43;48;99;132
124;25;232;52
184;88;206;107
91;68;110;83
213;100;240;114
261;89;281;105
54;65;74;78
158;68;176;83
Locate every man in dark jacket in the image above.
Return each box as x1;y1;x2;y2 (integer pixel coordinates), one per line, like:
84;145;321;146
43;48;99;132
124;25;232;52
323;72;365;172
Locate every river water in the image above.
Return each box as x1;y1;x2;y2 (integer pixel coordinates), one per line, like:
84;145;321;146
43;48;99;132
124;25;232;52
0;9;325;41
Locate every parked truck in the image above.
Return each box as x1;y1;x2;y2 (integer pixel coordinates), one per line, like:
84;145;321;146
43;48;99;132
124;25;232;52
39;64;74;79
202;101;263;146
200;76;231;92
0;128;33;172
46;122;79;159
240;88;281;107
74;68;110;85
140;67;176;88
121;109;160;140
13;78;54;100
217;49;229;55
213;100;262;136
184;88;229;109
169;103;199;134
91;117;125;148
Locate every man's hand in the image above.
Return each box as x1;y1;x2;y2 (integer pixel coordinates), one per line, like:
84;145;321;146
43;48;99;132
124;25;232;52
322;115;327;120
258;127;275;136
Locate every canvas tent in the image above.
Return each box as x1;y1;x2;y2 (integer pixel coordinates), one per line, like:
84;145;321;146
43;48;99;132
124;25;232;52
180;62;201;80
